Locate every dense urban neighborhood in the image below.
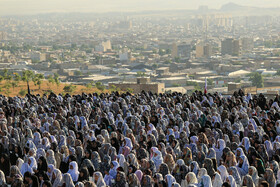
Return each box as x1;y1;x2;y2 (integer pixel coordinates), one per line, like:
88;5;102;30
0;4;280;96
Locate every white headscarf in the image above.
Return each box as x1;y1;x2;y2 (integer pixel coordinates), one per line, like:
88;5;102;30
109;161;119;178
227;175;237;187
152;150;163;170
147;123;156;135
17;158;24;170
94;172;106;187
190;161;200;176
197;168;208;184
59;135;67;148
117;154;125;168
150;147;159;160
237;155;249;176
52;169;62;187
181;172;197;187
199;175;212;187
28;156;37;171
124;137;133;150
42;137;50;150
249;166;259;186
50;135;58;144
240;137;250;152
271;102;280;111
277;170;280;185
190;136;198;144
264;140;273;158
249;118;258;130
127;153;139;168
0;170;5;186
33;132;42;146
166;174;176;187
47;164;55;179
275;136;280;143
217;165;229;182
47;149;56;167
26;140;37;150
20;163;33;175
215;139;226;152
67;161;79;182
276;120;280;134
61;173;75;187
212;172;223;187
235;147;245;157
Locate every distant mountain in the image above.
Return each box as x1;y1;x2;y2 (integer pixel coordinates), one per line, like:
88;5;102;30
219;2;280;16
4;2;280;18
220;3;246;11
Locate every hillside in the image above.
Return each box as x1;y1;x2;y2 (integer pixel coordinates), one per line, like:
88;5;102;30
0;80;108;97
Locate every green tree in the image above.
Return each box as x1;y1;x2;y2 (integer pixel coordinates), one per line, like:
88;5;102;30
126;88;134;93
3;82;11;96
264;41;273;48
54;73;59;79
33;73;44;89
275;69;280;76
152;63;158;70
63;84;76;94
95;82;105;91
54;77;60;89
71;43;77;50
19;89;27;97
159;49;165;56
47;75;55;87
249;72;264;88
86;83;92;89
22;70;35;94
11;81;18;91
80;44;88;50
174;57;180;63
234;78;242;83
3;69;12;80
23;43;32;51
207;79;214;86
164;60;171;64
136;71;146;77
74;71;83;76
186;81;198;86
32;59;40;64
194;84;202;92
172;83;181;87
166;49;171;54
0;76;4;82
52;44;59;50
13;73;21;82
110;85;117;92
54;73;60;89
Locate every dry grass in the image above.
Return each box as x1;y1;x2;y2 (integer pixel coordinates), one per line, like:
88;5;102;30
0;80;109;97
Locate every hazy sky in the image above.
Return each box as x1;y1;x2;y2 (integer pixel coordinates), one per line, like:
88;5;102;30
0;0;279;16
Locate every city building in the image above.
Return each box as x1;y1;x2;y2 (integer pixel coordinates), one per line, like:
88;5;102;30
109;77;165;94
221;38;240;56
156;67;169;76
0;31;7;40
171;42;192;58
196;43;212;58
241;38;254;52
95;40;112;52
118;20;132;29
30;52;46;62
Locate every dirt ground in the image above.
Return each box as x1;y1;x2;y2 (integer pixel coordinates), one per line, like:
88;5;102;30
0;80;108;97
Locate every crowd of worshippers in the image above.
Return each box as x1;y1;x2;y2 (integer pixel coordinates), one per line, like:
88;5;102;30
0;90;280;187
